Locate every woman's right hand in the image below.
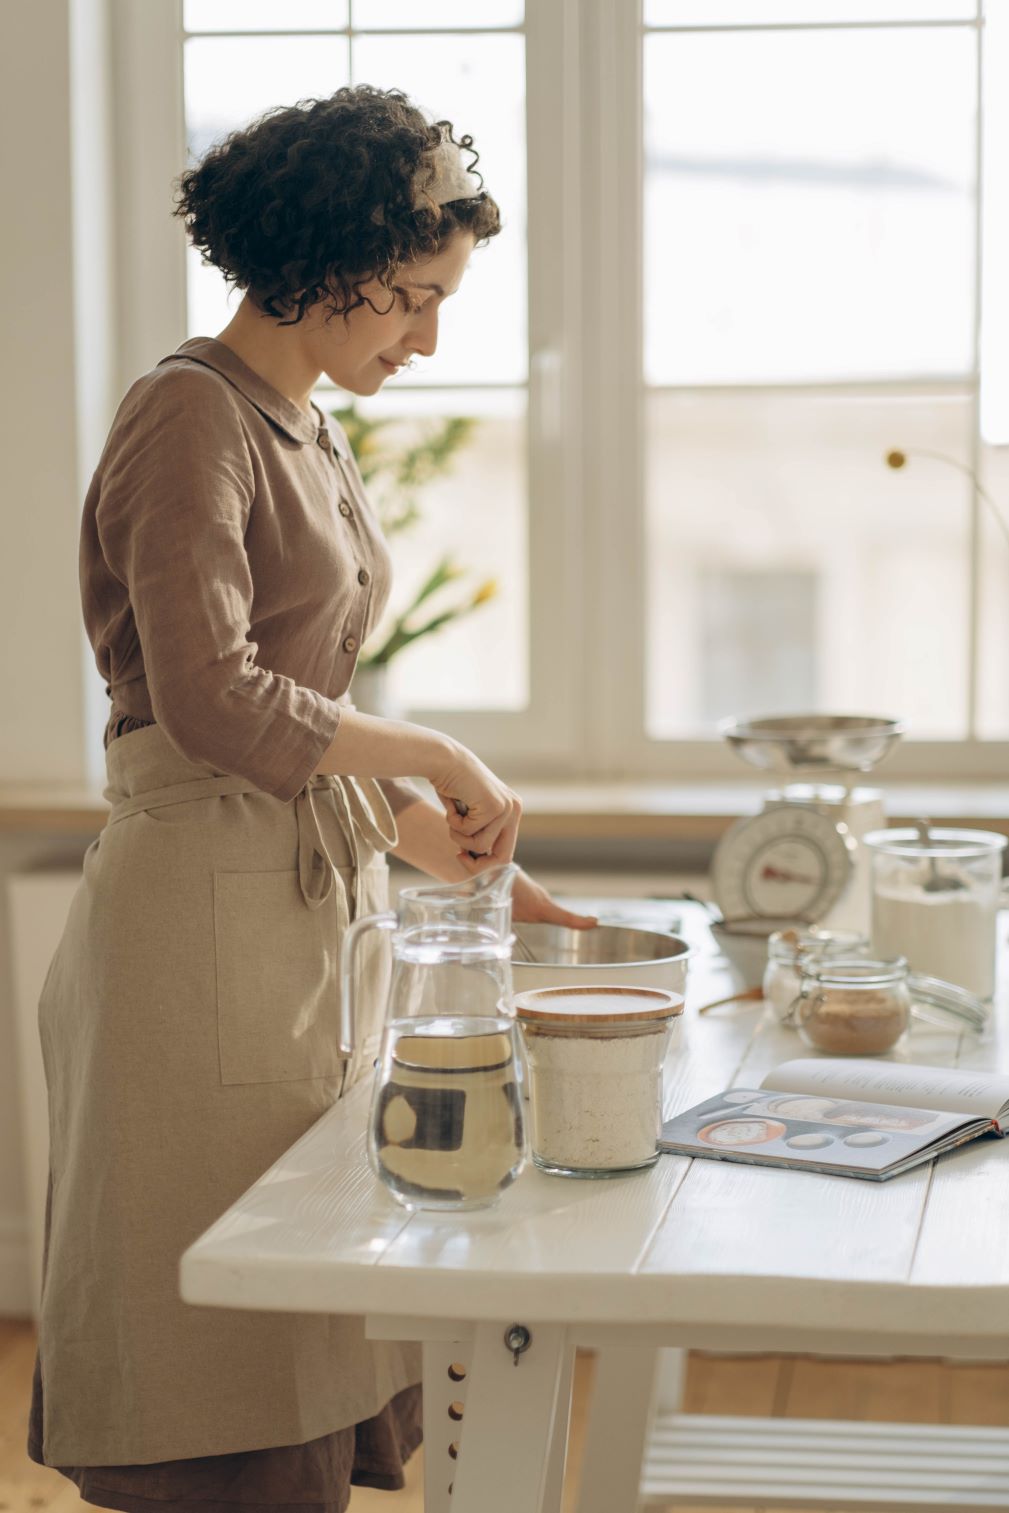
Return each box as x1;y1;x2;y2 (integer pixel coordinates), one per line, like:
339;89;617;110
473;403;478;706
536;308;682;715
314;710;522;870
423;735;522;869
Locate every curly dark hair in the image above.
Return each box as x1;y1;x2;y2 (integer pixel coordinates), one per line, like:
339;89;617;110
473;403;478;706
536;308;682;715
173;84;502;325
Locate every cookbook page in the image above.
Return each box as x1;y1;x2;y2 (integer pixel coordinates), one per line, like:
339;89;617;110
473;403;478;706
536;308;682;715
659;1087;981;1174
760;1059;1009;1121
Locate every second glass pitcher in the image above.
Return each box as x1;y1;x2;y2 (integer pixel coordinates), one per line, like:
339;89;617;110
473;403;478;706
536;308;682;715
340;863;526;1210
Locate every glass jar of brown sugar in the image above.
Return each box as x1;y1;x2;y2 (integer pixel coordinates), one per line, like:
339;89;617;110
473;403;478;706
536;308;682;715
787;956;989;1056
788;957;911;1056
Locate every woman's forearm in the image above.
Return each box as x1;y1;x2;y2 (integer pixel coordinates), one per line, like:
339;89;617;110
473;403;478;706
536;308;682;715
388;798;473;881
319;708;521;872
314;707;450;784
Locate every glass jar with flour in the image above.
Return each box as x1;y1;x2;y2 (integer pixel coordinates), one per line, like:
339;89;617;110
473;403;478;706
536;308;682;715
513;985;684;1177
865;827;1006;1001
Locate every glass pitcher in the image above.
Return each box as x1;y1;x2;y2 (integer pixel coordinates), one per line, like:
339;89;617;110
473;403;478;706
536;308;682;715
340;863;527;1211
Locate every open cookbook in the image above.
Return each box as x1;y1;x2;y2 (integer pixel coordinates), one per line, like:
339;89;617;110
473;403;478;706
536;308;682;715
659;1059;1009;1181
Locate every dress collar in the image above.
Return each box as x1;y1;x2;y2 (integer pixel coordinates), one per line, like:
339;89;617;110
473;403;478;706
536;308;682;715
158;337;349;457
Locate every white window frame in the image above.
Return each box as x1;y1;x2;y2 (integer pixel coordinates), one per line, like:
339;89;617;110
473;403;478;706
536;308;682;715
112;0;1009;784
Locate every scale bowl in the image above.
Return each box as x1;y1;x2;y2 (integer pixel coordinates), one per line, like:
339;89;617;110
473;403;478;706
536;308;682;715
710;915;808;985
719;714;905;777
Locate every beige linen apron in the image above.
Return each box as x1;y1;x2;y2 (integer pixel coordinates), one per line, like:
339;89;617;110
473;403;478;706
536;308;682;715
35;723;420;1467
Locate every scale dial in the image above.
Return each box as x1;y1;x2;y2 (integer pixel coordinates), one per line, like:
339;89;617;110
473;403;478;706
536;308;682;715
712;805;854;922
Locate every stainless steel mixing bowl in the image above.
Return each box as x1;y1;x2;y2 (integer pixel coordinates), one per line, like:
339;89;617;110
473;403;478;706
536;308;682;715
510;923;690;998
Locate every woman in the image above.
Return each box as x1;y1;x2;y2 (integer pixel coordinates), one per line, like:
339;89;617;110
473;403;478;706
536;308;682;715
29;84;594;1512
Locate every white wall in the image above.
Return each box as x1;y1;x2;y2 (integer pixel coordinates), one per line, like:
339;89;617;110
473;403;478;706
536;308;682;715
1;0;114;785
0;0;130;1313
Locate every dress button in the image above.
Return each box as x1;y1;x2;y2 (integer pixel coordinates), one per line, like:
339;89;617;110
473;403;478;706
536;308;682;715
357;568;370;586
339;499;353;518
343;635;358;654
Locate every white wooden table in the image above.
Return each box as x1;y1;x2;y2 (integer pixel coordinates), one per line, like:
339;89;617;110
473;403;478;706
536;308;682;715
180;899;1009;1512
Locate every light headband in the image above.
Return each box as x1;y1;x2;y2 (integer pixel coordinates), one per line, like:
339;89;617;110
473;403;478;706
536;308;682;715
412;125;483;208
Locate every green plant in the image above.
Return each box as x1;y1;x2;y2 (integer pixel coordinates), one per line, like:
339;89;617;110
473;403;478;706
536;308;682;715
329;401;498;666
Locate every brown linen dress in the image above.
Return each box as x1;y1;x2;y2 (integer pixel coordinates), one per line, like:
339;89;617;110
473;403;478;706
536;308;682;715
28;338;426;1507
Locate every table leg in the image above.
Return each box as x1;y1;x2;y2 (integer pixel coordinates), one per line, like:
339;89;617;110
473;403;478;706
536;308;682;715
447;1321;573;1513
540;1341;575;1512
422;1340;471;1513
653;1345;687;1413
574;1345;661;1513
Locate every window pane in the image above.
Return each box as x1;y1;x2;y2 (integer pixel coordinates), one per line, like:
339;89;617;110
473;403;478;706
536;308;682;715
185;1;348;31
184;36;351;157
976;441;1009;738
352;0;522;27
187;245;244;341
184;36;351;337
352;33;526;386
979;0;1009;443
644;28;976;384
698;569;819;724
645;2;975;23
321;387;528;711
645;391;972;738
183;35;529;718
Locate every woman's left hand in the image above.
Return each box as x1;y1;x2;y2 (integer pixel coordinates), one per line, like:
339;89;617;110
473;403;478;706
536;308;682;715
511;869;598;929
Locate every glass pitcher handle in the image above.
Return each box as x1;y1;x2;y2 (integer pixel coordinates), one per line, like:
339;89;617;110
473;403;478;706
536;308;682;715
339;911;397;1057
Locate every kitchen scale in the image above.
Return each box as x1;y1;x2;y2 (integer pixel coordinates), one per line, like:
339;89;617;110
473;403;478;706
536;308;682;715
711;714;905;933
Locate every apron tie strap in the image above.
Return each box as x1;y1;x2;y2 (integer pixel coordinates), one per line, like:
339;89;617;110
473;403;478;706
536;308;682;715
105;774;260;826
343;777;398;852
295;781;340;910
327;778;362;918
334;779;398;919
104;769;397;916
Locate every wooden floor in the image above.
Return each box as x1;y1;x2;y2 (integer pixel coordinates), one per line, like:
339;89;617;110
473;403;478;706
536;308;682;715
3;1318;1009;1513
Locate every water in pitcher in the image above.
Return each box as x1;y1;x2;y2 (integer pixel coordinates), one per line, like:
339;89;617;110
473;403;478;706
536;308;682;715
370;1013;525;1211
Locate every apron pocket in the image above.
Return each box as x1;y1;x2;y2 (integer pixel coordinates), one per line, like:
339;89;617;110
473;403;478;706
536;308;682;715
213;869;349;1086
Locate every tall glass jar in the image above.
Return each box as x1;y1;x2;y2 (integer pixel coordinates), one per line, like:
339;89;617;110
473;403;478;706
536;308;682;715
865;827;1006;1000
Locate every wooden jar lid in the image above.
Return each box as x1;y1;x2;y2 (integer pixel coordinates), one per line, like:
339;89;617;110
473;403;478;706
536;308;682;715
513;985;684;1025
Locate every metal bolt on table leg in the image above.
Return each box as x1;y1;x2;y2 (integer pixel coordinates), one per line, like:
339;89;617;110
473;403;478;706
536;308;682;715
504;1323;532;1365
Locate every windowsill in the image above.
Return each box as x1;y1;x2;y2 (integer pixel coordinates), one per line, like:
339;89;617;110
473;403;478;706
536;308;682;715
3;777;1009;839
509;780;1009;841
0;784;115;835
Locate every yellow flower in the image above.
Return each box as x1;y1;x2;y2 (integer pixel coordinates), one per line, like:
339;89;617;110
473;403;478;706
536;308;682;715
471;578;498;608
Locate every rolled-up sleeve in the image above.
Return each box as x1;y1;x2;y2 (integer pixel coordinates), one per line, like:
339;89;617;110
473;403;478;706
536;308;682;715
95;371;341;801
